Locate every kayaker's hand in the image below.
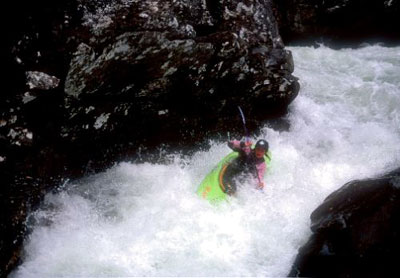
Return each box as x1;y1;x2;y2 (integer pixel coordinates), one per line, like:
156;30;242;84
245;141;253;147
240;140;252;148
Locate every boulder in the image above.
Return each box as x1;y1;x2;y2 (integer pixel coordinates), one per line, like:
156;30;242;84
289;167;400;277
63;0;299;138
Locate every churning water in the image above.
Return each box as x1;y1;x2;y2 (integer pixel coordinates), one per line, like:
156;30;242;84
11;45;400;277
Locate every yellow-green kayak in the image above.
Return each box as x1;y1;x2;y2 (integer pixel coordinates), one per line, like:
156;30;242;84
197;151;271;204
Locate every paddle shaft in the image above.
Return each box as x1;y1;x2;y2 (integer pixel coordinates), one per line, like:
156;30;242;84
237;106;262;185
237;106;250;143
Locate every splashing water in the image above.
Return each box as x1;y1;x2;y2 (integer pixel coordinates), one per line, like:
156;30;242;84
11;45;400;277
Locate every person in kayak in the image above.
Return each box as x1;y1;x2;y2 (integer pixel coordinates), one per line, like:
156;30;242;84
220;139;269;195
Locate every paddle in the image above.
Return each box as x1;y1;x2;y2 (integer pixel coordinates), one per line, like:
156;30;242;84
237;106;263;188
237;106;250;144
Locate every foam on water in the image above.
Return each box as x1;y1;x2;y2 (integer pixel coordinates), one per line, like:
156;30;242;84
11;45;400;277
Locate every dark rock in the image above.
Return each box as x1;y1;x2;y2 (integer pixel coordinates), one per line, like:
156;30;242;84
289;167;400;277
1;0;299;276
274;0;400;47
26;71;60;90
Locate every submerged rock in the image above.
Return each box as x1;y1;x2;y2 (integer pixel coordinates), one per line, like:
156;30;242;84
289;167;400;277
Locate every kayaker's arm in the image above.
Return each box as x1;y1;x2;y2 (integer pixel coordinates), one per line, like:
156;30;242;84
255;162;266;189
228;140;252;153
228;139;241;151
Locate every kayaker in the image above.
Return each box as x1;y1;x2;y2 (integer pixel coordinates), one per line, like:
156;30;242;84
221;139;269;195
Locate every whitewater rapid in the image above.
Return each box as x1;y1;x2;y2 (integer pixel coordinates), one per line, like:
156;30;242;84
11;45;400;277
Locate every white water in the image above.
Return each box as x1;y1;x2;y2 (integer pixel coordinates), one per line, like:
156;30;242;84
11;45;400;277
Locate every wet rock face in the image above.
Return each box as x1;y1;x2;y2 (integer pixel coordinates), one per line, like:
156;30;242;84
1;0;298;275
289;168;400;277
1;1;79;275
63;0;299;145
61;0;299;175
274;0;400;45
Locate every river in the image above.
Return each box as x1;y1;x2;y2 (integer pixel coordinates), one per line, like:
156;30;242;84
11;44;400;277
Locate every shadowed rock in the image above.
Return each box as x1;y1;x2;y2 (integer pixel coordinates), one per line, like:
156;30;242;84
274;0;400;46
289;167;400;277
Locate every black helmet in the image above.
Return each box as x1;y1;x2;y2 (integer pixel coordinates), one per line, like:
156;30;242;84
255;139;269;151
